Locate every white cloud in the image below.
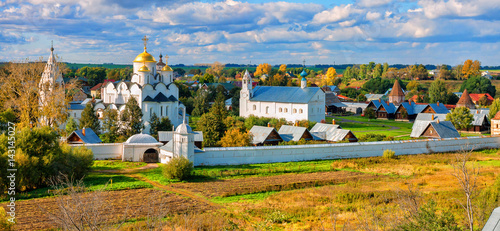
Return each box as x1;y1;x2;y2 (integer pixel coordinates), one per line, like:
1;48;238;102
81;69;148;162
418;0;500;19
339;20;356;27
312;4;362;24
366;11;381;20
357;0;393;8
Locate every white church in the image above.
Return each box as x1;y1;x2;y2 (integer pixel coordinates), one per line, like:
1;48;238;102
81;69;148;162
62;36;183;132
239;69;325;122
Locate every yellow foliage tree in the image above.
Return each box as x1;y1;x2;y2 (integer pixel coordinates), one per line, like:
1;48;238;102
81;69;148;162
218;128;252;147
462;59;481;79
321;67;337;86
279;64;287;73
254;63;272;77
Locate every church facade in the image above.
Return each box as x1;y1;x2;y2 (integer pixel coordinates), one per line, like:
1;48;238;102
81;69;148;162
96;36;181;132
239;70;325;123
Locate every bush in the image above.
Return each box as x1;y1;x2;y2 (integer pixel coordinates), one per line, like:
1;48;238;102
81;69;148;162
0;207;14;231
358;133;391;142
162;156;193;181
383;149;396;159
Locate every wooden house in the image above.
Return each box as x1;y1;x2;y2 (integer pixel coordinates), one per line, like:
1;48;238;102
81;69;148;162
249;126;283;146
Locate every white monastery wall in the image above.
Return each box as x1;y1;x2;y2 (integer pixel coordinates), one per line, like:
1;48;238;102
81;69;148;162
195;136;500;166
70;143;123;160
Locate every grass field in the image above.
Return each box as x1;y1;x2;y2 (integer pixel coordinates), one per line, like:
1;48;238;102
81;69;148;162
5;149;500;230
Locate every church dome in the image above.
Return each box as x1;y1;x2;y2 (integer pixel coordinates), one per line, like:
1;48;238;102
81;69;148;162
161;65;173;72
300;70;308;77
125;134;158;143
175;123;193;134
134;51;156;63
138;65;150;72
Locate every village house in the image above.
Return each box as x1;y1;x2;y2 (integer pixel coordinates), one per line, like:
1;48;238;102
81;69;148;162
278;125;314;142
249;126;283;146
325;92;347;114
456;89;476;109
66;127;102;144
469;93;494;106
491;111;500;136
410;118;460;139
394;101;427;121
310;122;357;142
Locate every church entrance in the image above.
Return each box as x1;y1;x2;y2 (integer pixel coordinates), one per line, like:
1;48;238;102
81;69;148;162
143;149;159;163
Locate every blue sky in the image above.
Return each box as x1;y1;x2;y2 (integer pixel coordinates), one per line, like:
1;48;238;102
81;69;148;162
1;0;500;66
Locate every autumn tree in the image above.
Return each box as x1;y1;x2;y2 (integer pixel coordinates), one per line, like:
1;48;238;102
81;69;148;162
279;64;287;73
461;60;481;79
254;63;272;77
0;60;44;129
321;67;337;86
79;102;100;134
206;61;225;78
120;97;143;137
478;95;489;107
446;107;473;132
219;128;252;147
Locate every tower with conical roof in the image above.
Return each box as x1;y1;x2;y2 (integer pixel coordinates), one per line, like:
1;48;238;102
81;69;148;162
300;69;308;89
388;80;405;105
39;42;64;106
456;89;476;109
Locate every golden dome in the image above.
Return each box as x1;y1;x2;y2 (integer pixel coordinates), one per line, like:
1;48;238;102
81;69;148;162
161;65;173;72
138;65;150;72
133;51;156;63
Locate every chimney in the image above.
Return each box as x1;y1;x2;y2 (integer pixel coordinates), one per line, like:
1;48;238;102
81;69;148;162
437;101;440;106
437;119;440;124
378;98;381;103
477;110;479;114
432;114;434;120
332;119;336;125
409;100;412;105
295;121;298;126
267;122;271;127
82;127;86;136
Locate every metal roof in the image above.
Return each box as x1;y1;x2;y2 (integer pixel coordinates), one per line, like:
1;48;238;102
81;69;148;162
428;121;460;138
158;131;203;142
144;92;178;103
329;129;356;142
378;101;396;114
250;86;322;104
415;113;448;122
482;207;500;231
68;128;102;144
426;103;450;114
412;113;448;138
310;123;341;133
311;132;326;140
126;134;158;143
366;94;385;100
310;123;344;141
249;126;281;144
398;102;427;115
278;125;311;142
472;113;489;126
69;102;86;110
325;92;346;107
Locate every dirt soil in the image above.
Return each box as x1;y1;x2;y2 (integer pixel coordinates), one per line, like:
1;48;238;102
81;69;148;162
3;188;215;231
170;171;383;198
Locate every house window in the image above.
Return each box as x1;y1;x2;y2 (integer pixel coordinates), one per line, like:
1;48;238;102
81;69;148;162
299;109;303;114
279;108;282;113
160;106;163;116
266;106;269;114
293;109;297;113
285;108;288;113
253;105;256;111
108;95;111;102
166;106;168;115
74;113;76;117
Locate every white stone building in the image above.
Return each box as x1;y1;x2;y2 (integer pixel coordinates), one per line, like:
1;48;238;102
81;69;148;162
94;36;182;132
239;70;325;123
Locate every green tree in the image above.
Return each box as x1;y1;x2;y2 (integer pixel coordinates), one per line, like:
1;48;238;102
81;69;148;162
489;99;500;119
460;76;496;97
158;116;173;132
364;107;376;119
120;97;143;137
192;88;210;116
149;112;160;140
446;107;473;132
429;79;448;103
197;112;224;147
79;103;100;134
100;108;119;143
65;116;78;135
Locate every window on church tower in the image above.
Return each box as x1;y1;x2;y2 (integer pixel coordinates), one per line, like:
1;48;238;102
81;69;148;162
299;109;303;114
253;105;256;111
266;106;269;114
279;108;282;113
166;106;169;115
293;109;297;113
160;106;163;116
285;108;288;113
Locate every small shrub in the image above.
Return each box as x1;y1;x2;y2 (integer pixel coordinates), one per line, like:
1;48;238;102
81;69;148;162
162;156;193;180
0;207;14;230
383;149;396;159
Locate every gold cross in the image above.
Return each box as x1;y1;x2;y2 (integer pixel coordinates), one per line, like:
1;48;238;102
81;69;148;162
142;36;149;50
164;54;169;64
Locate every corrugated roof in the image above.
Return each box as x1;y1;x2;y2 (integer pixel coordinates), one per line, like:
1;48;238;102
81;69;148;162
472;113;488;126
424;103;450;114
69;103;86;110
68;128;102;144
482;207;500;231
325;92;346;107
278;125;311;142
366;94;385;100
415;113;448;122
378;101;396;114
411;113;448;138
250;86;322;104
311;132;326;140
310;123;341;133
329;129;356;142
398;102;427;115
249;126;281;144
429;121;460;138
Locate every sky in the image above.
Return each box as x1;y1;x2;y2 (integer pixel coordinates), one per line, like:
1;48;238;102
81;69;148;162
1;0;500;66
